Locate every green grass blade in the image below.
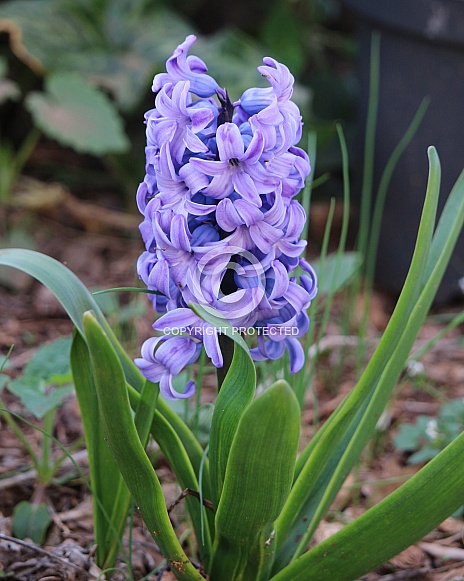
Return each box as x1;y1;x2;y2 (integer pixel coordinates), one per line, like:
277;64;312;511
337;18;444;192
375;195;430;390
270;431;464;581
83;311;205;581
357;32;380;261
209;381;300;581
301;131;317;242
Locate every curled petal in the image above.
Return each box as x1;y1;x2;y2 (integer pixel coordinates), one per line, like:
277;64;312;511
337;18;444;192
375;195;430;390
153;35;221;98
285;201;306;239
234;199;263;226
284;281;312;311
148;258;171;297
203;329;223;368
179;163;209;193
268;260;289;300
155;335;199;376
300;258;318;300
160;375;196;400
233;171;262;207
286;337;305;373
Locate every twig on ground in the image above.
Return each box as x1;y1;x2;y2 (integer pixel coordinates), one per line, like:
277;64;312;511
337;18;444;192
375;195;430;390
0;533;98;579
375;567;431;580
419;542;464;561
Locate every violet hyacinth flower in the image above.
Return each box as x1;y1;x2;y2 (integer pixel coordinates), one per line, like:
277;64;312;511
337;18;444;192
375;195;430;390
135;35;317;399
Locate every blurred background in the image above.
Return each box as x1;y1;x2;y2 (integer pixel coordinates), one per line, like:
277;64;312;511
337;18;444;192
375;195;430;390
1;0;463;302
0;0;356;214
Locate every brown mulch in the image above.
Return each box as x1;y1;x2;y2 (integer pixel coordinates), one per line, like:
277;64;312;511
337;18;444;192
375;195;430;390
1;195;463;580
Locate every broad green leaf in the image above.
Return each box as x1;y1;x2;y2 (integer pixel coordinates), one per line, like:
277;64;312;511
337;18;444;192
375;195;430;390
312;251;362;295
0;0;191;111
12;501;51;544
135;386;214;507
0;247;208;569
7;376;73;419
209;340;256;507
83;311;205;581
24;336;72;383
25;72;129;155
270;431;464;581
210;381;300;581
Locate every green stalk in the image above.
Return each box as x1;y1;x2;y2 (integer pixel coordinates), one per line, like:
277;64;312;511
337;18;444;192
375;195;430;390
294;197;336;410
38;407;56;485
357;32;380;261
301;131;317;242
0;404;41;474
356;97;430;369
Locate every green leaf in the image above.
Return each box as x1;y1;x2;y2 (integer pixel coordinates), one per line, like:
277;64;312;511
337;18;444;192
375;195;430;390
312;251;362;295
83;311;205;581
70;331;128;569
12;501;51;544
273;147;444;569
151;410;212;566
209;339;256;507
0;0;191;111
210;381;300;581
126;382;214;563
25;72;129;155
7;376;72;419
270;431;464;581
24;336;72;384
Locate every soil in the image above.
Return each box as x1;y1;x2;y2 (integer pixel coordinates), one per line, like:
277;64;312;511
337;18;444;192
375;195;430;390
0;186;463;581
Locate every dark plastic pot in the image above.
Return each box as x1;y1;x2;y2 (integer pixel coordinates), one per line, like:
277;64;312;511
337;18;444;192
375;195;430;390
345;0;464;303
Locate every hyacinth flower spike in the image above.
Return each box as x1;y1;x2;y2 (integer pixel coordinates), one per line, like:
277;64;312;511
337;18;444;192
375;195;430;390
135;34;317;398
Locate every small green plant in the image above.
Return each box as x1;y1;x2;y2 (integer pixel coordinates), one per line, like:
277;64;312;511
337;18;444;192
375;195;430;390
0;337;81;544
0;69;128;202
395;398;464;465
